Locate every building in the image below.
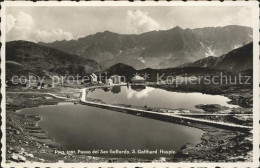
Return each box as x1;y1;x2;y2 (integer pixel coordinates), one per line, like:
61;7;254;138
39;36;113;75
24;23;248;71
110;75;121;84
132;74;146;84
90;73;98;83
106;78;113;85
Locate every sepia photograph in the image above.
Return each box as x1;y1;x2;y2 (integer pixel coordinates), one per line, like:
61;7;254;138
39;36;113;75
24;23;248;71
1;1;259;167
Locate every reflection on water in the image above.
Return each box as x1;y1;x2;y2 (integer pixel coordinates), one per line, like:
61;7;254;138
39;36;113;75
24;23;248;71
111;86;121;93
127;86;153;99
131;85;146;92
20;105;204;159
87;86;239;112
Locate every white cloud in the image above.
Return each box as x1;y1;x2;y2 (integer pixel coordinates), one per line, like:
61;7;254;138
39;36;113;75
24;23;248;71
7;11;35;41
214;7;252;28
15;11;34;31
6;14;16;33
6;11;73;43
126;10;161;34
33;29;73;43
126;87;154;99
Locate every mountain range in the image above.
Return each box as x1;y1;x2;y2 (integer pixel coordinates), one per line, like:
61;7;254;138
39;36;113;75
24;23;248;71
106;42;253;82
106;43;253;82
6;40;102;79
6;25;253;79
39;25;252;69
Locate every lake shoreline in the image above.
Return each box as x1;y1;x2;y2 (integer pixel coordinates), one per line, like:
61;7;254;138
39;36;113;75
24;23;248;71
7;91;151;163
5;84;252;162
148;83;253;109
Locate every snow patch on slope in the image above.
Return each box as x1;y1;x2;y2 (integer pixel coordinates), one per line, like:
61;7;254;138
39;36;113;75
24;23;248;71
233;44;241;49
138;57;146;63
205;46;216;57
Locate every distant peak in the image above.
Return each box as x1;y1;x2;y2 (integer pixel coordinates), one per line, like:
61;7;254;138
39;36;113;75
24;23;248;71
95;30;119;36
172;26;183;30
103;30;115;34
169;26;184;32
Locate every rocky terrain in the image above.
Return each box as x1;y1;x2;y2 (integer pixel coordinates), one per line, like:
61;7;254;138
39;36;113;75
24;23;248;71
173;126;252;162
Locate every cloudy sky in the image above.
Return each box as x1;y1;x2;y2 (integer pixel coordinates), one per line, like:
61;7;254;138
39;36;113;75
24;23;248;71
6;6;253;43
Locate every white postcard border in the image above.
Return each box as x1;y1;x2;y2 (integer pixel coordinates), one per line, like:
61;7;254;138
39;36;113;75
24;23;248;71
1;1;259;167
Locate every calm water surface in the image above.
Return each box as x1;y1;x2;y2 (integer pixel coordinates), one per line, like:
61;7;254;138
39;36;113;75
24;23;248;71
86;86;238;112
20;104;204;159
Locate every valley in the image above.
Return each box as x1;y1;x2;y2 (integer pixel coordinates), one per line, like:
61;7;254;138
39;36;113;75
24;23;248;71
5;25;254;163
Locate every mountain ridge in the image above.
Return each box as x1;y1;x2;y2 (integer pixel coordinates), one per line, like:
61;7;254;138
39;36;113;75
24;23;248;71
39;25;252;69
106;42;253;79
6;40;102;78
178;42;253;72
